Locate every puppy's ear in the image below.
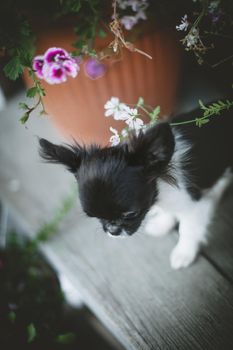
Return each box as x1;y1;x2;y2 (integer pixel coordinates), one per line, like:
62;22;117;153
127;122;175;170
39;138;81;173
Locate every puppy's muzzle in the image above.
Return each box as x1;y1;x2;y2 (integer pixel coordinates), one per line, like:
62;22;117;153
106;223;122;236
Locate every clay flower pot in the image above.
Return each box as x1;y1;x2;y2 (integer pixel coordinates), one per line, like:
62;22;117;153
24;27;180;145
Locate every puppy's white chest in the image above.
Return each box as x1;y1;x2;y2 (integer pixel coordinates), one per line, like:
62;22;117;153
156;179;191;215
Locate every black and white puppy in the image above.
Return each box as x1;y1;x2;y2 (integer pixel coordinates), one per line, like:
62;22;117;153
39;106;233;269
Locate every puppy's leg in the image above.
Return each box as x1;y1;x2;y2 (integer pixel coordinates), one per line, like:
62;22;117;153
144;206;177;237
170;207;208;269
170;172;232;269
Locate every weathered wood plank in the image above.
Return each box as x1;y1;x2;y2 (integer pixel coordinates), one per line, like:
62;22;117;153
203;182;233;282
0;93;74;234
42;212;233;350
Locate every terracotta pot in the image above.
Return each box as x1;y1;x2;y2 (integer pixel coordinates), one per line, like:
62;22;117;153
24;27;180;146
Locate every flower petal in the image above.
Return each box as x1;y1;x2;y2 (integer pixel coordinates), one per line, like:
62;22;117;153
85;58;107;80
42;63;67;84
105;109;114;117
32;55;44;79
63;59;80;78
44;47;69;63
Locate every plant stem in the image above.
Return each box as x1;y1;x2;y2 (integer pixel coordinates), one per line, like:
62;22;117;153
211;54;233;68
138;105;151;117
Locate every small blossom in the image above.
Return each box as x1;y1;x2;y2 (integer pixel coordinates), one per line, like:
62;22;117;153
104;97;130;120
120;15;138;30
121;128;128;137
125;107;144;132
136;9;147;20
118;0;148;12
176;14;189;31
104;97;121;116
63;59;80;78
130;0;146;12
126;115;144;131
42;63;67;84
208;0;220;13
117;0;129;10
109;127;121;146
208;0;222;23
85;58;107;80
117;0;148;30
115;104;131;120
33;47;80;84
44;47;69;63
185;27;200;48
32;55;44;79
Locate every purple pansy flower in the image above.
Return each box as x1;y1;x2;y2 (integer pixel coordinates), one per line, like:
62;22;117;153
44;47;69;63
33;47;80;84
32;55;44;79
85;58;107;80
42;63;67;84
63;59;80;78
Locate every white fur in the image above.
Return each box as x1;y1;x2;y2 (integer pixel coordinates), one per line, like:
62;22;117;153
144;207;176;237
144;131;232;269
107;229;129;238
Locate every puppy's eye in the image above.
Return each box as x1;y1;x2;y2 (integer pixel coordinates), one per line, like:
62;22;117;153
122;211;139;219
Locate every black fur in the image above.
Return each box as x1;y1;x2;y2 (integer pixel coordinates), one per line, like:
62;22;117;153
39;123;174;235
172;107;233;197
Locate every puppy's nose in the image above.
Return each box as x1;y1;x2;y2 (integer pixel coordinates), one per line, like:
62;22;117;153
106;224;122;236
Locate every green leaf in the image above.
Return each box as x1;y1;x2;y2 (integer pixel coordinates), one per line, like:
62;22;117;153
98;28;106;38
150;106;160;121
56;332;76;344
27;323;37;343
3;57;24;80
195;118;209;127
26;87;38;98
8;311;16;323
198;99;206;110
19;102;29;110
38;86;46;97
137;97;144;107
200;118;210;125
20;113;30;124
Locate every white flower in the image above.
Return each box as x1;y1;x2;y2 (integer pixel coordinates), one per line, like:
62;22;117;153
115;104;131;120
126;117;144;131
185;27;199;48
117;0;129;10
104;97;121;116
120;15;138;30
117;0;148;12
208;0;220;12
121;128;128;138
104;97;131;120
136;9;147;20
176;14;189;31
125;108;144;131
109;127;121;146
117;0;148;30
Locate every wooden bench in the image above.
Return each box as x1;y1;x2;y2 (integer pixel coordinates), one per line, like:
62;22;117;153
1;93;233;349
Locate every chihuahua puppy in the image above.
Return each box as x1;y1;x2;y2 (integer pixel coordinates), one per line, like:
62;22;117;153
39;107;233;269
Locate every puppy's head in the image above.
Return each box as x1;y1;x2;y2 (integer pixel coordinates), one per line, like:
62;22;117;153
39;123;175;237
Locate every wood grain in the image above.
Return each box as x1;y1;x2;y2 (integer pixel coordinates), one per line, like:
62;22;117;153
42;212;233;350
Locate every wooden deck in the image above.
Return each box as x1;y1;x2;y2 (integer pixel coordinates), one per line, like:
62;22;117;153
1;93;233;349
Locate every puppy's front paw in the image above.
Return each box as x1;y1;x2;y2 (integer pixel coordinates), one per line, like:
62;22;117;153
170;242;199;269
